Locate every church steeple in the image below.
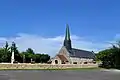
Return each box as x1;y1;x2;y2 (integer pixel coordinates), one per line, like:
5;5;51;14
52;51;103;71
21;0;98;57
64;24;72;50
65;24;70;40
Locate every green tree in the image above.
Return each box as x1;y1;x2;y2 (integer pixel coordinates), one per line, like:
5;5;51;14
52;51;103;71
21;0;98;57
34;54;41;63
112;42;120;69
96;48;113;60
0;42;11;62
0;41;51;63
11;42;21;62
26;48;35;54
97;41;120;69
40;54;50;63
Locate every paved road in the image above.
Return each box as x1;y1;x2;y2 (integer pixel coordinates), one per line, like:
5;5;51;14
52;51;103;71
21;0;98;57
0;70;119;80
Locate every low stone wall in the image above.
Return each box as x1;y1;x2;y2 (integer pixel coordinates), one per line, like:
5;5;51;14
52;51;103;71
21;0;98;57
0;63;98;69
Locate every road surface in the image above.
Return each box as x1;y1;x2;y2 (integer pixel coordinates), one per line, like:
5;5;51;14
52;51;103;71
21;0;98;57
0;70;119;80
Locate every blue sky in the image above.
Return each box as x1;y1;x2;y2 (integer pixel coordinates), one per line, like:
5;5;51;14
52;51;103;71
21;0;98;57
0;0;120;56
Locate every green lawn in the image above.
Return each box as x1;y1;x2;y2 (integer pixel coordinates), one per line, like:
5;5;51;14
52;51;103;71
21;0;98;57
0;67;100;71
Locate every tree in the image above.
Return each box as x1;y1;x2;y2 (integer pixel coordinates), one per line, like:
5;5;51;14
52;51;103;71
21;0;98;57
34;54;41;63
0;42;11;62
96;49;113;60
40;54;50;63
112;42;120;69
5;41;9;51
11;42;21;62
0;41;51;63
97;41;120;69
26;48;35;54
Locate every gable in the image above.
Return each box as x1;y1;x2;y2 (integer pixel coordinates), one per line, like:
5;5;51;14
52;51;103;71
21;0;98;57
57;55;68;61
56;46;71;61
58;46;69;56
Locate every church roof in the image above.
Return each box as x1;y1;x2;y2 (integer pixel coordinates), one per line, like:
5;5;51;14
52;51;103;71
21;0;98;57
62;24;95;59
57;55;68;61
68;48;95;59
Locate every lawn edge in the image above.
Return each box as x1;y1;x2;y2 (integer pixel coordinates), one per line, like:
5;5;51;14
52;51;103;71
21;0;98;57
0;67;100;71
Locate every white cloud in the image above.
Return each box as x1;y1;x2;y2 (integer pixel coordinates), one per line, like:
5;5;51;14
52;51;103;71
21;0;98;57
0;33;110;57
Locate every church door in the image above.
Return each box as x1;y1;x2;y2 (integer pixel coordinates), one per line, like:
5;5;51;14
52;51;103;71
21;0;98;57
55;60;58;64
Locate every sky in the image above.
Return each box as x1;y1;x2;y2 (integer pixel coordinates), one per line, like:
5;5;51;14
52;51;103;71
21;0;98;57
0;0;120;57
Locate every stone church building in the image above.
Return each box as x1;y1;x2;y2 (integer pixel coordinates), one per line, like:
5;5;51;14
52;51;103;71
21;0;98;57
50;24;95;64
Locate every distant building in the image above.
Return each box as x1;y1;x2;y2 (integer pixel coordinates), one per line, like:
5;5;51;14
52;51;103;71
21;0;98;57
50;24;95;64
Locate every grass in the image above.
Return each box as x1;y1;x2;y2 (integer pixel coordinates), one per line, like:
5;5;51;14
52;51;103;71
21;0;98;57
0;67;100;71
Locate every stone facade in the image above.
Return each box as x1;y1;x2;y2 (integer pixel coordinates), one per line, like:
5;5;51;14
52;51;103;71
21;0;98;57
51;46;70;64
50;24;95;65
51;46;95;65
69;57;94;64
51;56;62;64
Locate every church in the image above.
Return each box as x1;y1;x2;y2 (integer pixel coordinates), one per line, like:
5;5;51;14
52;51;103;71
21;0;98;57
50;24;95;64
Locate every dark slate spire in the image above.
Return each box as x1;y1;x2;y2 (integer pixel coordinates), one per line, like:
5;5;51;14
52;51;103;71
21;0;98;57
65;24;70;40
64;24;72;50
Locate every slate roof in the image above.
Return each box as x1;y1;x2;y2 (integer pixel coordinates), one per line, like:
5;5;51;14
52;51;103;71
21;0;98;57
68;48;95;59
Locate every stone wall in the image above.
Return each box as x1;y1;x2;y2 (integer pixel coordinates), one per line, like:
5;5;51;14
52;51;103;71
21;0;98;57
0;63;98;69
70;57;94;64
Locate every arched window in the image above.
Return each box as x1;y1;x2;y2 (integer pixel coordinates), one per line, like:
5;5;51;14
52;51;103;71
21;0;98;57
55;60;58;64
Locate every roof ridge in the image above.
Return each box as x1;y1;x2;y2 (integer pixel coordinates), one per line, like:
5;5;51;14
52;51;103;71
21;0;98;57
72;48;92;52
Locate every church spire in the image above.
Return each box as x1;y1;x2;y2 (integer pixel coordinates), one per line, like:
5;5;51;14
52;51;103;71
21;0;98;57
64;24;72;50
65;24;71;40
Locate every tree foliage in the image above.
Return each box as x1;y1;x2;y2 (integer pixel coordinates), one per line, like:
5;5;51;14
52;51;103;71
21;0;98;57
0;42;11;62
0;42;50;63
96;41;120;69
26;48;35;54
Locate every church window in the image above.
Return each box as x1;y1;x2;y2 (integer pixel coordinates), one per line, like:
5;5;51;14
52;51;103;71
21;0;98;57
55;60;58;64
61;61;65;64
84;62;87;64
73;62;77;64
66;61;69;62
